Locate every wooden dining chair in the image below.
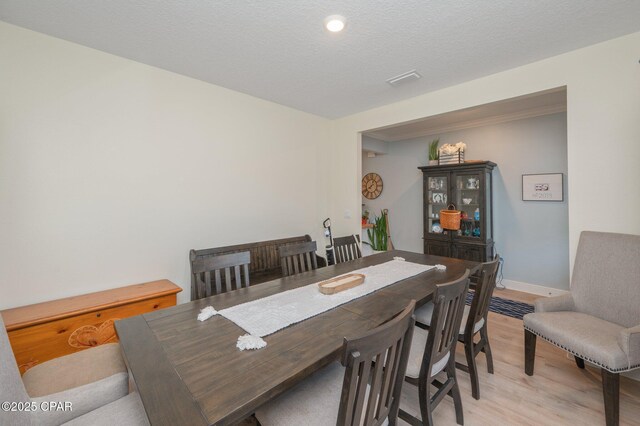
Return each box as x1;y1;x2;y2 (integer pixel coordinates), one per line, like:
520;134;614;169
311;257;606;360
190;251;250;300
255;300;416;426
278;241;319;277
412;256;499;400
333;235;362;263
399;270;470;426
458;255;500;399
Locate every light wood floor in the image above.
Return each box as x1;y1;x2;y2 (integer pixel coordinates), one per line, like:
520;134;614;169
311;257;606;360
398;288;640;426
242;289;639;425
493;287;539;304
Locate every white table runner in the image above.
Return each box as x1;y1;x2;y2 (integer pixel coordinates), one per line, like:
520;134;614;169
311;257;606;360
218;259;435;337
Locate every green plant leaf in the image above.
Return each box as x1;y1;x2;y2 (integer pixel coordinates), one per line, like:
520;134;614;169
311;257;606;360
364;210;389;251
428;138;440;161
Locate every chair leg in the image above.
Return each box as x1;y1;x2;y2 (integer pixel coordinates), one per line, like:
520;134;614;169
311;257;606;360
524;329;536;376
601;369;619;426
480;325;494;374
575;356;585;369
418;379;434;426
447;362;464;425
464;338;480;400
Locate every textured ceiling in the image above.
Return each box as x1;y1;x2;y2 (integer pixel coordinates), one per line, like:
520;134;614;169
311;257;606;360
1;1;639;118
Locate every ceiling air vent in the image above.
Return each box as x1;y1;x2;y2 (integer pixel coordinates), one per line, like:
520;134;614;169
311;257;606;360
386;70;421;86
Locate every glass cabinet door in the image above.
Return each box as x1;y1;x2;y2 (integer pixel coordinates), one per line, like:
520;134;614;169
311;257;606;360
454;172;483;240
426;175;448;237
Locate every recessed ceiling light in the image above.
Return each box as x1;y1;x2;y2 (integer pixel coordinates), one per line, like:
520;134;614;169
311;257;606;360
324;15;346;32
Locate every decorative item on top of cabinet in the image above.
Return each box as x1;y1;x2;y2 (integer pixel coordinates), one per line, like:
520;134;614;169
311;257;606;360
419;161;496;262
362;173;383;199
438;142;467;165
428;138;440;166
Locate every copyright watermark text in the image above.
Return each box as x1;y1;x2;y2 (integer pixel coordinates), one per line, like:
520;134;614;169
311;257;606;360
2;401;72;412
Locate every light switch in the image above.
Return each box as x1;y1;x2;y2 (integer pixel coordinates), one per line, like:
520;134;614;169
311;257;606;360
344;209;352;219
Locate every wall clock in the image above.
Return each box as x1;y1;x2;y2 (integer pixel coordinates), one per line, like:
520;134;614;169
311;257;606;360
362;173;383;199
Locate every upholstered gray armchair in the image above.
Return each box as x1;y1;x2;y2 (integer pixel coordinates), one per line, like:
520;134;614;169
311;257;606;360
0;314;129;425
523;231;640;426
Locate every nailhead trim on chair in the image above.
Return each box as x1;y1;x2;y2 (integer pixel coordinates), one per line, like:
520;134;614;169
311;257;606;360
524;325;640;373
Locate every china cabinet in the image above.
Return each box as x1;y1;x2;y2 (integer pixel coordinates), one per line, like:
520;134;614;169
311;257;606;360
418;161;496;262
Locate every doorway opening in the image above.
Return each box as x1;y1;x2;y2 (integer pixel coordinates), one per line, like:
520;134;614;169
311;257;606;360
359;87;569;293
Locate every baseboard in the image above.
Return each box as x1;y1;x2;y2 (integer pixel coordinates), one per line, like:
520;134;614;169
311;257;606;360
499;279;569;297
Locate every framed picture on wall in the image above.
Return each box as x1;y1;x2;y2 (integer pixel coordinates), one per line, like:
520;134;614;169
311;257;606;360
522;173;564;201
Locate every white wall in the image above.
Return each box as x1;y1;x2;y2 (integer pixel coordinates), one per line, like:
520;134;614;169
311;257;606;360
330;31;640;279
1;22;638;310
362;113;569;290
0;22;330;309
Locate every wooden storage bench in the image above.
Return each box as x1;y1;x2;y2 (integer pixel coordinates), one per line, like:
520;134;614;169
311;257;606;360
190;235;326;300
1;280;181;374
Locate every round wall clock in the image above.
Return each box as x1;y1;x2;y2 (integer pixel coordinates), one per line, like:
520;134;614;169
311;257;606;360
362;173;383;199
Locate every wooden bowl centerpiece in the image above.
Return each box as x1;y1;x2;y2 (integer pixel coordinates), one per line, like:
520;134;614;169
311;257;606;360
318;274;365;295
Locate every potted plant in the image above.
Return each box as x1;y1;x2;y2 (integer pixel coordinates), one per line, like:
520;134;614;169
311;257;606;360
365;211;388;253
361;210;370;226
428;138;440;166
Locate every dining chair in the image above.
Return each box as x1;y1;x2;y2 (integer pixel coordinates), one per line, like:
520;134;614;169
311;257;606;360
278;240;319;277
191;251;251;299
189;235;327;293
413;255;500;400
0;314;129;426
524;231;640;426
399;270;470;426
255;300;416;426
333;235;362;263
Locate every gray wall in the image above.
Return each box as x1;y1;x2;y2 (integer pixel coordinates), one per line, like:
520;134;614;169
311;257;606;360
362;112;569;290
362;135;388;154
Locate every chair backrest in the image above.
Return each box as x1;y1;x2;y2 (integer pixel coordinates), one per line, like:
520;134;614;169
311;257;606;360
191;251;251;299
334;235;362;264
279;241;319;277
190;235;326;299
422;271;470;378
0;314;32;425
337;300;416;426
464;255;500;336
190;235;315;276
571;231;640;328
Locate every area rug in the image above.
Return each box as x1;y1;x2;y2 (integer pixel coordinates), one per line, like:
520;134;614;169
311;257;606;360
465;291;534;320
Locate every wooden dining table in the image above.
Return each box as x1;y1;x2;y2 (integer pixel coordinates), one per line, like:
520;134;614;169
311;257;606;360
114;250;480;426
